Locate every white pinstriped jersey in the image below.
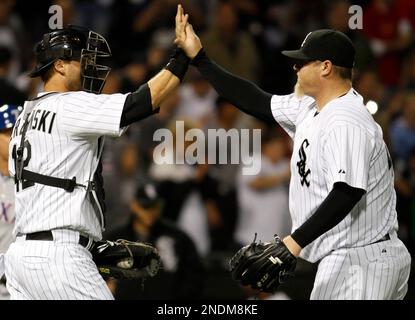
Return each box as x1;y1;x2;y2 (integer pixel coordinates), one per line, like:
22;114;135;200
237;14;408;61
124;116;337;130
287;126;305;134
271;88;398;263
0;174;15;254
8;91;128;240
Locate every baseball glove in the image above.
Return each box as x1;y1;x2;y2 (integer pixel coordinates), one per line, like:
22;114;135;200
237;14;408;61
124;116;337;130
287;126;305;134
229;234;297;293
91;239;161;280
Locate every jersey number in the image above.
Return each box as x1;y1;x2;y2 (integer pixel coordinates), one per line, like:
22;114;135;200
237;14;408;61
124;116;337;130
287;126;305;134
11;142;35;192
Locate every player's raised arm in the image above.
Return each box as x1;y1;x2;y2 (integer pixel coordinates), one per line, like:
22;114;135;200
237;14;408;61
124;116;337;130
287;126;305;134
119;47;189;127
119;7;190;127
174;5;275;123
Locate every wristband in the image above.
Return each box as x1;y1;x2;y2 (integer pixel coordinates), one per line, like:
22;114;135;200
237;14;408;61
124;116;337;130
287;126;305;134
164;47;190;82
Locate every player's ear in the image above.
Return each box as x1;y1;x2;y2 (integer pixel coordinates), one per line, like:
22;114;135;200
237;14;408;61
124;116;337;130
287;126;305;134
321;60;332;77
53;59;66;76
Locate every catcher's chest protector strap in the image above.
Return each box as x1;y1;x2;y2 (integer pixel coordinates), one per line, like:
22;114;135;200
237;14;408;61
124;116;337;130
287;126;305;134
15;92;106;228
15;93;80;191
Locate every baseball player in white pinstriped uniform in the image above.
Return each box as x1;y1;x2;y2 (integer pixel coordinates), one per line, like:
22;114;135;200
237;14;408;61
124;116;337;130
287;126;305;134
5;16;191;300
175;7;411;299
0;104;22;299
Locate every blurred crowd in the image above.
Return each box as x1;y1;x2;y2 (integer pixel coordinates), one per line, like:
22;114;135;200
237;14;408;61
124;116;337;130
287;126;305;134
1;0;415;299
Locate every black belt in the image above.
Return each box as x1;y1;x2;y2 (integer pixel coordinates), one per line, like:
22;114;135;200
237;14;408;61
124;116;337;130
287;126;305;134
18;231;91;249
372;234;390;244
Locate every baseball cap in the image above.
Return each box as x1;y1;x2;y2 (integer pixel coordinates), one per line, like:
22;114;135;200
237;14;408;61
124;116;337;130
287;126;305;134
281;29;355;68
134;183;162;208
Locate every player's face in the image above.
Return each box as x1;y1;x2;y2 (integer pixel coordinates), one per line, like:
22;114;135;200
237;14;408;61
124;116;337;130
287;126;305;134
294;60;321;96
64;60;82;91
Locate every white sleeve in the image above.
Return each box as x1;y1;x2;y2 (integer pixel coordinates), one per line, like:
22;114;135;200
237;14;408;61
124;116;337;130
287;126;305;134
322;125;372;191
59;91;128;138
270;94;314;138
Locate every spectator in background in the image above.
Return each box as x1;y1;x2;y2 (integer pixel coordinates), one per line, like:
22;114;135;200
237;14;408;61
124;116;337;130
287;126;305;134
104;141;142;232
0;48;25;300
75;0;114;36
234;128;291;247
388;91;415;246
394;148;415;255
133;88;180;173
0;0;30;81
353;69;386;105
176;68;218;129
255;1;299;94
106;182;204;299
395;0;415;40
206;97;251;251
12;1;50;45
375;90;404;149
286;0;326;36
117;29;174;94
150;119;212;256
0;46;26;103
401;50;415;90
389;91;415;163
107;0;205;68
363;0;413;86
221;0;259;30
201;0;260;81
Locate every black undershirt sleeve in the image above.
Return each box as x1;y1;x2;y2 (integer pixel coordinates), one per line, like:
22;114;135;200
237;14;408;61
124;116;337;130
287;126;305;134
120;83;159;127
291;182;366;248
191;49;275;124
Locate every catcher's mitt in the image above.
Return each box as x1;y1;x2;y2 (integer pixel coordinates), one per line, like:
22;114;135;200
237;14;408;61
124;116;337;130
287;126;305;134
91;239;161;280
229;234;297;293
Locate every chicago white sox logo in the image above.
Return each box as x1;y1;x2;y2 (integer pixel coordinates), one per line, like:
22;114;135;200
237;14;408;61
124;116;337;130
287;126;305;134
297;139;311;187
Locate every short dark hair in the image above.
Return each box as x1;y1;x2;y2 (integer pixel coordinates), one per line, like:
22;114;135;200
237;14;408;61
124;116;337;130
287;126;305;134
40;63;55;82
333;65;353;80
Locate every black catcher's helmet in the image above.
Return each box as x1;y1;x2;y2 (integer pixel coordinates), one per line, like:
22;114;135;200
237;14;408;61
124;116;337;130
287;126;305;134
29;25;111;94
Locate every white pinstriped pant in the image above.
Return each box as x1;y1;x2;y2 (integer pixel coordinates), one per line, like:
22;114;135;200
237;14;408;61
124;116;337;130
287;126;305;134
4;229;113;300
310;234;411;300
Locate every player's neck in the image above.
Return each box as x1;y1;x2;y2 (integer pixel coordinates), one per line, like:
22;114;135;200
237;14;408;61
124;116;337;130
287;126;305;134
314;81;352;111
44;79;71;93
44;83;68;93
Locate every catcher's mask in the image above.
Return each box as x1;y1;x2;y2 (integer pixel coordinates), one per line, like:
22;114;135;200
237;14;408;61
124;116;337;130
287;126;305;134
29;25;111;94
